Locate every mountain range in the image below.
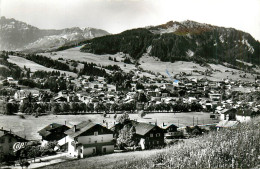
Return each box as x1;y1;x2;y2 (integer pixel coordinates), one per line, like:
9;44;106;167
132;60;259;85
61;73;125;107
81;20;260;67
0;16;109;51
1;17;259;68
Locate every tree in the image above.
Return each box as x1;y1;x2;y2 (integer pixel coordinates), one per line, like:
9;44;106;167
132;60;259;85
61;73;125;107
138;110;146;118
5;102;14;115
137;93;147;103
79;102;87;112
61;103;70;113
28;146;40;162
95;102;106;113
117;112;130;124
87;103;94;112
70;102;79;113
110;103;119;113
51;103;60;114
136;83;144;90
19;159;30;169
117;124;136;149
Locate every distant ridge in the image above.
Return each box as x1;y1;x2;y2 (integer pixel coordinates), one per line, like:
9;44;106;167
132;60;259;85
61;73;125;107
0;16;110;51
80;20;260;67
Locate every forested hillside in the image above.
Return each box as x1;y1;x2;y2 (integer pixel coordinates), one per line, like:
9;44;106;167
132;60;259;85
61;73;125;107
80;21;260;67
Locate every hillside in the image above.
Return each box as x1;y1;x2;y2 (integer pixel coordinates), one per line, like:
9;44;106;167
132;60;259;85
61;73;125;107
42;117;260;169
42;47;257;82
80;20;260;68
0;16;109;51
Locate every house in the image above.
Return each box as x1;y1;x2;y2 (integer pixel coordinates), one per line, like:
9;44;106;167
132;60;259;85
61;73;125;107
219;108;237;121
161;124;183;142
0;128;27;155
209;93;222;104
235;109;259;122
14;90;39;101
131;121;165;150
38;123;70;147
65;121;114;158
162;83;174;91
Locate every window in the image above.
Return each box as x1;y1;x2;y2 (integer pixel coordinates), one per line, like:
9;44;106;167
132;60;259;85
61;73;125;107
156;133;160;137
94;132;98;136
101;137;103;142
93;148;96;154
157;141;160;144
103;147;106;153
9;138;12;143
89;138;91;143
0;138;4;143
150;133;153;137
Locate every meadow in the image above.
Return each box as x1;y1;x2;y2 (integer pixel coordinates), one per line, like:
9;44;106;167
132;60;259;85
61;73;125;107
43;117;260;169
41;46;257;82
7;55;76;77
0;112;215;140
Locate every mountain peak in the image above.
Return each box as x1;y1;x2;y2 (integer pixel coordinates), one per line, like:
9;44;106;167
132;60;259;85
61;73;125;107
0;17;109;51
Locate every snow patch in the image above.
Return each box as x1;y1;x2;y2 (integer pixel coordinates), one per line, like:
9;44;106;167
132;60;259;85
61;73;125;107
147;45;152;54
241;37;254;54
236;59;253;66
186;50;194;57
219;35;224;43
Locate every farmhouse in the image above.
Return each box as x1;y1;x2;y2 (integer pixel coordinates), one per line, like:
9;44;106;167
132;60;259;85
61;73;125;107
14;89;39;101
131;121;165;150
161;124;183;141
38;123;70;146
0;128;27;155
65;121;114;158
235;109;259;122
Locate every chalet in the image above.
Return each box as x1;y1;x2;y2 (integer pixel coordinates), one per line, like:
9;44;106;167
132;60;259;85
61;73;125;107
161;124;183;142
65;121;114;158
14;89;39;101
38;123;70;146
162;83;174;91
131;121;165;150
235;109;259;122
220;108;237;121
0;128;27;155
147;91;160;97
53;96;67;102
7;77;14;83
209;93;222;104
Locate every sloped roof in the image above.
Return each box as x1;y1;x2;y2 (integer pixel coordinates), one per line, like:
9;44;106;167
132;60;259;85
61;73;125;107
65;121;96;138
131;121;156;136
216;120;240;128
0;129;27;141
38;123;69;137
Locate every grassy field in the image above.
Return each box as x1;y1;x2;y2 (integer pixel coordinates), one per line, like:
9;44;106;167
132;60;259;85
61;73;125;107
140;54;256;82
41;117;260;169
7;55;77;77
0;112;216;140
41;46;257;82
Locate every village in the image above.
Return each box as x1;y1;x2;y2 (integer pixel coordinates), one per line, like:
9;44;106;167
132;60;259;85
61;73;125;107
0;51;260;168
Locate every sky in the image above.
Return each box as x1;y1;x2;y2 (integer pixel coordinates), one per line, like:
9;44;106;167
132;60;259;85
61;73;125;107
1;0;260;40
